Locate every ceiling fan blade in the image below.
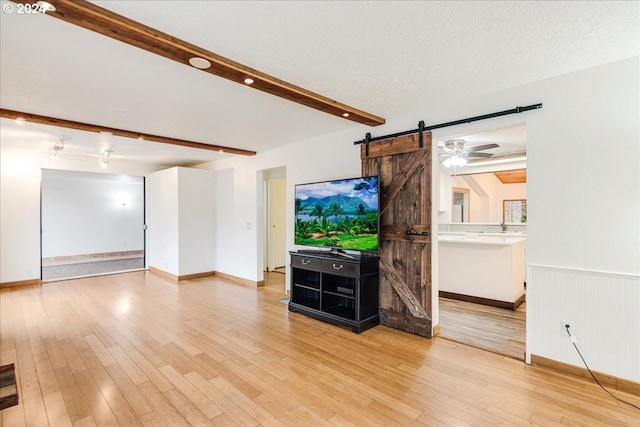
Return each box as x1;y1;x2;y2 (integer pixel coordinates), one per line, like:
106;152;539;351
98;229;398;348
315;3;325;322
466;152;493;158
467;143;499;152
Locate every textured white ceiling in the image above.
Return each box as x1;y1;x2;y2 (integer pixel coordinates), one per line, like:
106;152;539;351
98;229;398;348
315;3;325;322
1;1;638;170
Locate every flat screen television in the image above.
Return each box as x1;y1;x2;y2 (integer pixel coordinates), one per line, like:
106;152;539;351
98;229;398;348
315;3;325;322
294;176;379;255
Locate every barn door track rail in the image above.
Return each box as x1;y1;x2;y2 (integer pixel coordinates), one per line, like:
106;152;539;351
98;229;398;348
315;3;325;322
355;103;542;156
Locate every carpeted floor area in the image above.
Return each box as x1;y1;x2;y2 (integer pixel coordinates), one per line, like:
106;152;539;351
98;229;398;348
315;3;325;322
42;257;145;281
0;363;18;411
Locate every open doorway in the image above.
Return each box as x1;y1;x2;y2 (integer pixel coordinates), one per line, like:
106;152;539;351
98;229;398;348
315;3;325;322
451;187;470;223
262;167;286;273
41;170;145;281
436;123;527;360
260;167;287;297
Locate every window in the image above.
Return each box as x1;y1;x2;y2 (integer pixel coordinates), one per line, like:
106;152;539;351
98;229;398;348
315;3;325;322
503;199;527;223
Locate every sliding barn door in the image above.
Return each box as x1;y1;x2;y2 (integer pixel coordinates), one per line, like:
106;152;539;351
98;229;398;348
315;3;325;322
361;133;433;337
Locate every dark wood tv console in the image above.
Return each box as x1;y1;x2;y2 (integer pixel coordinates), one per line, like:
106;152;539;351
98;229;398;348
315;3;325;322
288;251;379;333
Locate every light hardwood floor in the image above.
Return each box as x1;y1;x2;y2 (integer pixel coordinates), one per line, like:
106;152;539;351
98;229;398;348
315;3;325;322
438;298;526;360
1;271;638;426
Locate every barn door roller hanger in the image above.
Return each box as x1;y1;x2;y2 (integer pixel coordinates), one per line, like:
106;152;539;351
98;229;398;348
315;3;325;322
355;103;542;157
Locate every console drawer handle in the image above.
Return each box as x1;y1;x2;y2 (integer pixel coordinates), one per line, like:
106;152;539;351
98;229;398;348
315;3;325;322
301;259;310;265
332;264;343;270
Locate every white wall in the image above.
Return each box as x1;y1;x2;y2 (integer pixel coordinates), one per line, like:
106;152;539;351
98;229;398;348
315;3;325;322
0;148;42;282
203;136;361;283
41;170;144;257
177;167;215;276
147;167;215;277
147;168;179;275
523;57;639;381
528;266;639;381
202;57;639;382
211;168;238;278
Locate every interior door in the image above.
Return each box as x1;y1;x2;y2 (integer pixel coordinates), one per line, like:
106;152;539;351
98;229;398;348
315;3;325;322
268;179;286;270
361;133;433;337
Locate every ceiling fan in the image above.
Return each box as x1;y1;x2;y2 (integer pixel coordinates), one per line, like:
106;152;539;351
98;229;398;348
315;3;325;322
439;139;499;167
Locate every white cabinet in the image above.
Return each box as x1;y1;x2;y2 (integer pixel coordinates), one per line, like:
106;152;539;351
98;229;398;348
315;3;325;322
438;235;526;309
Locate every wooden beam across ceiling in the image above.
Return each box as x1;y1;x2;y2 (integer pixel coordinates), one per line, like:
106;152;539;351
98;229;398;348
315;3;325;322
0;109;256;156
13;0;386;127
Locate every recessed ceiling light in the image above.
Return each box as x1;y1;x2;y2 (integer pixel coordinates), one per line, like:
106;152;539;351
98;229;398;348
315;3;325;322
189;57;211;69
15;117;26;125
342;113;350;118
244;78;254;85
37;1;55;12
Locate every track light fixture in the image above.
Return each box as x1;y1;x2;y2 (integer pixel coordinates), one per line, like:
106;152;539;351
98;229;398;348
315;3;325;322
99;149;113;168
51;136;67;159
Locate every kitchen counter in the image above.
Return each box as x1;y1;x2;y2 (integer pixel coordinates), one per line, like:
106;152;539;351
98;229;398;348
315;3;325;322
438;234;526;309
438;233;526;245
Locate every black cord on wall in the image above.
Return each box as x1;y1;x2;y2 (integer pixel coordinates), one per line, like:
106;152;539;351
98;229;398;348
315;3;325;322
565;325;639;411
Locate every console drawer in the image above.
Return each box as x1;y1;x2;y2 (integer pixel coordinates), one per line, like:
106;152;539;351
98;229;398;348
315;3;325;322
321;259;358;276
291;255;322;270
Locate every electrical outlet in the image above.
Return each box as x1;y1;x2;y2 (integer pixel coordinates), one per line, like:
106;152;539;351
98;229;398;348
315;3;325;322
562;320;574;336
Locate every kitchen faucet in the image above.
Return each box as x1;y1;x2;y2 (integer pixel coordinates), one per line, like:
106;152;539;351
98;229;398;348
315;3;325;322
500;221;507;232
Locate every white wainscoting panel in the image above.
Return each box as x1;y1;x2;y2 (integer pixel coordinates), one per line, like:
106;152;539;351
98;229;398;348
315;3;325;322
527;264;639;382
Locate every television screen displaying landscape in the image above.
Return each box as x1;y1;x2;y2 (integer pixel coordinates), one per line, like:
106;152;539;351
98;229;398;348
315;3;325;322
294;176;379;251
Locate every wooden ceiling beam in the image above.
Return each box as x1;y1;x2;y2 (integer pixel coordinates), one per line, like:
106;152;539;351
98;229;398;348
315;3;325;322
0;109;256;156
14;0;385;127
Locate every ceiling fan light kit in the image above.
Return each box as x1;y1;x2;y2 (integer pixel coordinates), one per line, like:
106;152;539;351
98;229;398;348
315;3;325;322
442;155;467;168
439;138;500;168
